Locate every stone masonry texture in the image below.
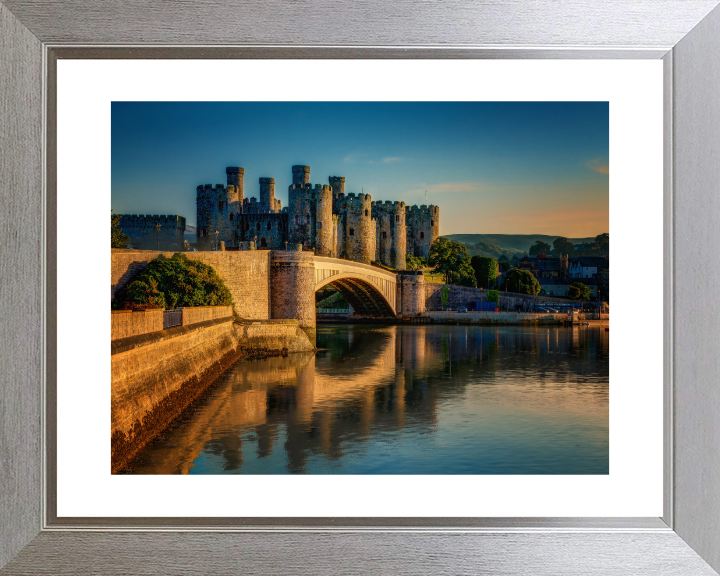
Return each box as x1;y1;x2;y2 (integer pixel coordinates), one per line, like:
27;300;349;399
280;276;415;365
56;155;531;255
111;249;271;319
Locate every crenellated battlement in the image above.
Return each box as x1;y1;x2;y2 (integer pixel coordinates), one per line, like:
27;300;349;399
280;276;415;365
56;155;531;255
192;163;438;263
407;203;439;215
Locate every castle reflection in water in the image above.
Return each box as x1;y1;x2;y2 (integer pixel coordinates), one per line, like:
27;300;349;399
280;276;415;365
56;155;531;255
127;324;609;475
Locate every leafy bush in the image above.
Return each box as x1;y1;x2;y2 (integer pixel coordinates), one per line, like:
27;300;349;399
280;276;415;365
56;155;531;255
113;253;232;310
500;268;541;296
568;282;591;301
486;290;499;303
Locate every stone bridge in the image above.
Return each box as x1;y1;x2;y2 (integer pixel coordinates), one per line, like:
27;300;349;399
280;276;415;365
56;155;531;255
314;256;398;316
112;247;427;346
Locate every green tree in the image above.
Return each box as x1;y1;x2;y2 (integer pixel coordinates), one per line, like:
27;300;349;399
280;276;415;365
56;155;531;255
428;238;475;286
594;233;609;252
552;236;574;256
470;256;498;289
405;254;428;271
568;282;591;301
500;268;541;295
486;290;499;303
529;240;551;256
111;211;129;248
113;253;233;310
441;284;449;309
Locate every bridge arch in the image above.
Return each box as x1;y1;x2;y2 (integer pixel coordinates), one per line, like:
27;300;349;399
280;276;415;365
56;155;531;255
314;257;397;317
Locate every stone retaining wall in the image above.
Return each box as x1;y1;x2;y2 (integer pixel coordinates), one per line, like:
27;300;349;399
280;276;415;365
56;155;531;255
424;311;567;325
182;305;233;326
111;309;163;340
424;282;586;311
111;317;314;472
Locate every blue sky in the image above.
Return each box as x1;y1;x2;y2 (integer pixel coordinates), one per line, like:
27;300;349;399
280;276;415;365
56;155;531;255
112;102;608;236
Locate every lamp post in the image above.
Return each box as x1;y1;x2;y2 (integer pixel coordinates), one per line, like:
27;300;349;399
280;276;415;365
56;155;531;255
155;222;161;251
214;230;219;251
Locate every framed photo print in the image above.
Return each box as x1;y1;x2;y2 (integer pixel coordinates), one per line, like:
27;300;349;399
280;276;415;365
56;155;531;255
2;1;720;574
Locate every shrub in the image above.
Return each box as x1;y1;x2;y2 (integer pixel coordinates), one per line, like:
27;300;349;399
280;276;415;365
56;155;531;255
113;253;233;310
486;290;499;303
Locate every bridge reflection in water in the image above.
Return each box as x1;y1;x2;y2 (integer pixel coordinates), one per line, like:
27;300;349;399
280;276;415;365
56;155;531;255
127;325;609;475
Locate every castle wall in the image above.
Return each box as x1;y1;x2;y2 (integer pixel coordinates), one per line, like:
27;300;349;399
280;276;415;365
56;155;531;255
111;248;272;320
118;214;186;251
287;183;316;248
238;213;287;249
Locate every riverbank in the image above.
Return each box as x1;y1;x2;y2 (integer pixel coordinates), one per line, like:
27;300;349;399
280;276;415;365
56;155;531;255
111;314;315;473
317;311;606;326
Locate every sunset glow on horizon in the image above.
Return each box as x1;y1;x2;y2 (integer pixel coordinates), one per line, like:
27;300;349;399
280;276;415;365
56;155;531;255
112;101;608;238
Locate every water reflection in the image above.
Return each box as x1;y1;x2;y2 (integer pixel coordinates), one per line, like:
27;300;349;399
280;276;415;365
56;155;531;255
127;325;609;474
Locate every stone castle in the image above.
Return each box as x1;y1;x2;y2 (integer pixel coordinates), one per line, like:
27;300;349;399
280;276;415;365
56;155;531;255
195;165;440;270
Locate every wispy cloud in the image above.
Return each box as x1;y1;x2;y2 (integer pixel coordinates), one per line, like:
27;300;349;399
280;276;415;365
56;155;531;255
344;152;404;165
587;157;609;175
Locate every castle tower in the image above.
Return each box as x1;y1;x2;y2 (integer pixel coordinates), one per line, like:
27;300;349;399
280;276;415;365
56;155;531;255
343;192;374;264
372;200;406;270
315;184;334;257
406;204;440;258
226;167;244;206
329;176;345;197
259;177;275;212
292;165;311;187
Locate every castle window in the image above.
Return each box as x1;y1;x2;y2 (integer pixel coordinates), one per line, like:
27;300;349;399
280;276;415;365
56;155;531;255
349;228;354;237
218;201;224;210
317;221;322;230
202;228;207;237
431;220;434;226
256;222;261;231
395;215;400;223
382;231;387;239
229;213;234;221
365;209;369;217
301;202;305;210
267;222;272;231
420;232;425;239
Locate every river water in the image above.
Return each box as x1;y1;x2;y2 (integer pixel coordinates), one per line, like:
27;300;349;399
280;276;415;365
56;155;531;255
127;324;609;475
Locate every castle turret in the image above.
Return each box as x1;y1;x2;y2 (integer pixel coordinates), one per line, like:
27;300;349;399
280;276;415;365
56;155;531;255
259;177;275;212
329;176;345;197
292;165;311;187
226;167;244;205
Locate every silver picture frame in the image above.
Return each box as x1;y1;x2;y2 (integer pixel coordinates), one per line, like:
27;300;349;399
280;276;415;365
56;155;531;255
2;1;720;573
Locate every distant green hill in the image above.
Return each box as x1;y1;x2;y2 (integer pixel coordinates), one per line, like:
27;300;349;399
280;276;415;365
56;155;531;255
443;234;598;258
